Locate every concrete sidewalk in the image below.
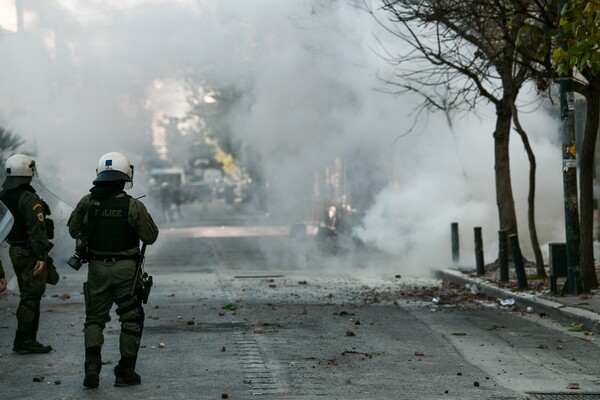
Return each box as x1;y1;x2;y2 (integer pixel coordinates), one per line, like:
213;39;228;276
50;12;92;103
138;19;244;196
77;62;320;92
436;268;600;335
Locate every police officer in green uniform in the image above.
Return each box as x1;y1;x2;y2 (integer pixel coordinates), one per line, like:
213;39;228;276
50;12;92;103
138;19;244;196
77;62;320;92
67;152;159;389
0;154;57;354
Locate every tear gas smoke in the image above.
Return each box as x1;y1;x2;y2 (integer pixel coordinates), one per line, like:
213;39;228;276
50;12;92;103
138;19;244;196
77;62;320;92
0;0;565;277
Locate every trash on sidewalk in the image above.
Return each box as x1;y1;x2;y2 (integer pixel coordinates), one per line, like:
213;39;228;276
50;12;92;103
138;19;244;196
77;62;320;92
465;284;479;294
432;297;441;305
566;383;580;390
498;298;515;306
527;306;534;313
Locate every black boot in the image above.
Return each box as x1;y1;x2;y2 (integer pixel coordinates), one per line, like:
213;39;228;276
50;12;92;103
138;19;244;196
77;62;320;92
83;347;102;388
13;321;52;354
15;340;52;354
114;357;141;387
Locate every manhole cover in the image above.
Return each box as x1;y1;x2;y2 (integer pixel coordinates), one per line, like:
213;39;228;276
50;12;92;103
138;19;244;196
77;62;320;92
528;394;600;400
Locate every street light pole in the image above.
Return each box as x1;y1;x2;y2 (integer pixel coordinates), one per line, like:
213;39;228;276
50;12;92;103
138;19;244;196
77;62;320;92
558;0;580;295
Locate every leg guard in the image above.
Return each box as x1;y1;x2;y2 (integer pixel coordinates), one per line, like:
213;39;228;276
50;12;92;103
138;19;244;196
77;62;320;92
115;295;145;359
83;346;102;388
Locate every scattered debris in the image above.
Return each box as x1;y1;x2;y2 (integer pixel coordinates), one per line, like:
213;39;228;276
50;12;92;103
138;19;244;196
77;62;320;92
432;297;441;305
526;306;534;313
220;346;226;352
474;381;480;387
499;298;515;306
488;324;505;331
569;324;585;332
101;360;113;365
54;380;61;385
33;376;44;382
159;342;166;348
341;350;373;359
298;280;308;285
221;393;229;399
222;303;237;311
345;330;355;337
254;328;266;334
566;383;580;390
414;350;424;357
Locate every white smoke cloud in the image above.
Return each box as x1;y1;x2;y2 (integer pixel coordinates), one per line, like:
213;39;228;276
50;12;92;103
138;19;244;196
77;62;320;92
0;0;566;275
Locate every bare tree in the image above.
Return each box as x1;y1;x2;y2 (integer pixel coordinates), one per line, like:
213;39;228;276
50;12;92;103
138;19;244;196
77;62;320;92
368;0;547;275
0;127;24;160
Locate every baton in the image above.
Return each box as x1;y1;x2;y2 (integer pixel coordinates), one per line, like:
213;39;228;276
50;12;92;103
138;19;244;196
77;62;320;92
130;243;147;297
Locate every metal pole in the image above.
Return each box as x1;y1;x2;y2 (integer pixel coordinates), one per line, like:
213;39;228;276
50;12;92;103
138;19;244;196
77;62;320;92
451;222;459;265
558;0;580;295
498;230;509;282
509;234;528;289
474;227;484;276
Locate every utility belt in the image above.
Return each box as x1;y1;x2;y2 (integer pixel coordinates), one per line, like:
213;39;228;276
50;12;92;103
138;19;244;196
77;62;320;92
8;240;31;249
89;254;139;263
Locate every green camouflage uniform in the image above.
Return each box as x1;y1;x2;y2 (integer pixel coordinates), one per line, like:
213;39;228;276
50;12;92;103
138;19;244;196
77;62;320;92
68;187;158;386
0;184;57;353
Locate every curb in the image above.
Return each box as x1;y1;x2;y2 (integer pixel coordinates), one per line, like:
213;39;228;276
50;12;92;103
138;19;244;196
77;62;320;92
436;269;600;335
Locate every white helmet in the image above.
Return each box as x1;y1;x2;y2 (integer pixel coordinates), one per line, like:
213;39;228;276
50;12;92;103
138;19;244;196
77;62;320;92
3;154;36;190
94;152;134;188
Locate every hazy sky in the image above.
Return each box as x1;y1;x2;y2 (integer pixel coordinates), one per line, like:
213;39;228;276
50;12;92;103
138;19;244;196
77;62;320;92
0;0;567;275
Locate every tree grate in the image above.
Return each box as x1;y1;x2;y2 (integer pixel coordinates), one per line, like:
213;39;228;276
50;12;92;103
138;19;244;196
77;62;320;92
527;393;600;400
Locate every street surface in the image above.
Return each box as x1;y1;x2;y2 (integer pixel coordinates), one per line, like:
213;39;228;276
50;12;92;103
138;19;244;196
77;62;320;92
2;202;600;399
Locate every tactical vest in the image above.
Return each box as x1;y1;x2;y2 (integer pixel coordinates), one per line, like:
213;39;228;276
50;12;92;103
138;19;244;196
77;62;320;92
0;187;30;243
86;195;139;252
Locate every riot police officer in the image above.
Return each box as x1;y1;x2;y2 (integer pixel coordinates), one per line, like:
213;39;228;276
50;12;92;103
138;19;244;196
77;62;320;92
67;152;159;389
0;154;57;354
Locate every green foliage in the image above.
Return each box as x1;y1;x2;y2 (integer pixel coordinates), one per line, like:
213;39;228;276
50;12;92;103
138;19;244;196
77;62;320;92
553;0;600;77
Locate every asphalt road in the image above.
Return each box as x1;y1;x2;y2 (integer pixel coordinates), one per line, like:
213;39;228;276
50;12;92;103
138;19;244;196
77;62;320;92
2;202;600;399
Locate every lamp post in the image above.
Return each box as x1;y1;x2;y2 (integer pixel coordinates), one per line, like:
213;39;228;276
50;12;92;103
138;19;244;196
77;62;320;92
558;0;580;295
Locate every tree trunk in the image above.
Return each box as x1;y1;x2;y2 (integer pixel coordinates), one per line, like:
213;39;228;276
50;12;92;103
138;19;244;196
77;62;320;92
511;104;547;278
494;99;518;237
578;78;600;292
